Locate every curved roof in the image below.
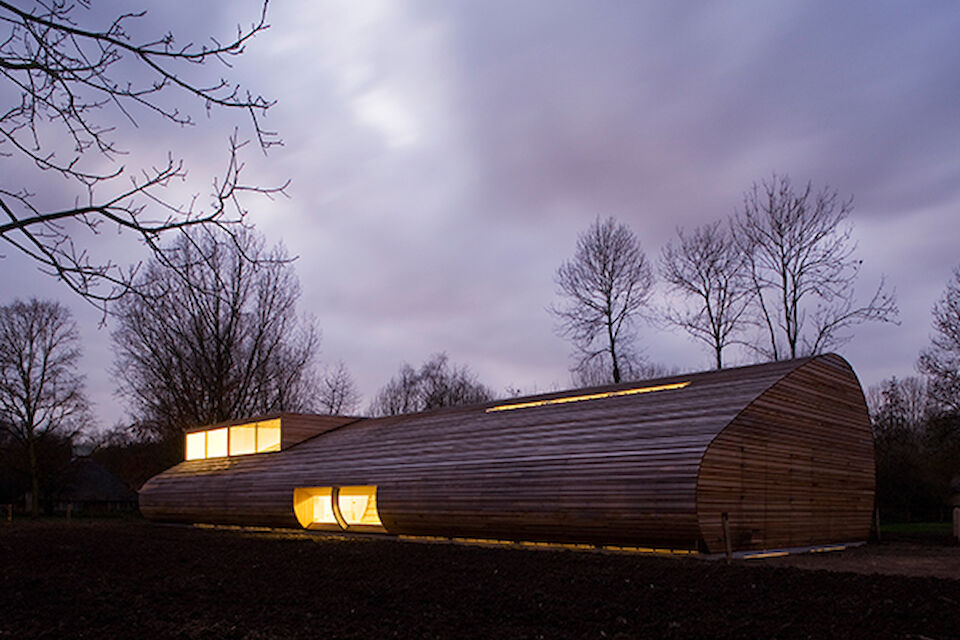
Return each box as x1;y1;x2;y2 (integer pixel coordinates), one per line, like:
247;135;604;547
141;354;873;551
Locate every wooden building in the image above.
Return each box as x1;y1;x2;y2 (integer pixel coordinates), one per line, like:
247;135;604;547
139;353;875;553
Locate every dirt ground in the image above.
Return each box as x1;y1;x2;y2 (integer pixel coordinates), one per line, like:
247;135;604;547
755;533;960;580
1;520;958;640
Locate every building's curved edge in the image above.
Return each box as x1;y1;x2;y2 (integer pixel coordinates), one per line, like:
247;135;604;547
695;353;874;553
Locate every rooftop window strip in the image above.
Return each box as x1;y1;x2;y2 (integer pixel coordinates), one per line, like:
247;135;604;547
184;418;283;460
485;381;691;413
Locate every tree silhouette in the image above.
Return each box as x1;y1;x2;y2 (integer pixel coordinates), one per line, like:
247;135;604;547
369;353;493;417
551;216;653;384
734;174;897;360
0;298;89;516
918;266;960;414
0;1;283;308
112;228;320;439
659;221;751;369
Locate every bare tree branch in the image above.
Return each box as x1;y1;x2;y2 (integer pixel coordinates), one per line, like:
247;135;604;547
659;221;751;369
111;227;320;439
570;358;677;387
733;173;898;360
317;360;361;416
918;266;960;414
550;216;653;384
368;353;493;417
0;1;283;310
866;376;931;432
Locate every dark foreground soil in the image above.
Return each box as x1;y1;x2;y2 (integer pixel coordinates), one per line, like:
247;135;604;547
756;532;960;580
1;521;958;640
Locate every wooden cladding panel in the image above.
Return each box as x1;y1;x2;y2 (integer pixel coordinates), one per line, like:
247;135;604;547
140;355;874;551
141;359;804;546
279;414;359;449
696;354;874;552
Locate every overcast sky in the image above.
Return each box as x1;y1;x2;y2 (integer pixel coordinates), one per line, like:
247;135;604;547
3;1;959;429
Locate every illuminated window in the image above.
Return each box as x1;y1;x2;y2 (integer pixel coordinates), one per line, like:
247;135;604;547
485;381;690;412
229;424;257;456
338;486;383;527
206;427;228;458
294;486;385;532
185;431;206;460
313;493;338;525
256;419;281;453
183;418;285;460
293;487;339;529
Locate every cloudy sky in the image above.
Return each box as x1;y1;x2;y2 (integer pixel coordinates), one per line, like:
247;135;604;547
2;1;959;428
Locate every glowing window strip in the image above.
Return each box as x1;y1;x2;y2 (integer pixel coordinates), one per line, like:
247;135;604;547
485;381;690;413
396;535;694;555
184;418;283;460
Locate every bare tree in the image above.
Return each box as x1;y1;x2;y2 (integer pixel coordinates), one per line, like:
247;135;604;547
868;374;960;521
918;266;960;414
551;216;653;384
317;361;361;415
0;299;89;516
368;353;494;417
733;174;898;360
659;221;751;369
112;227;320;439
867;376;930;431
368;363;421;417
571;358;677;387
417;353;494;409
0;1;284;308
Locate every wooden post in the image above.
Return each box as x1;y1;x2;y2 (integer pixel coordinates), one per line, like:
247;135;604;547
721;512;732;562
66;503;72;522
953;507;959;545
5;504;11;522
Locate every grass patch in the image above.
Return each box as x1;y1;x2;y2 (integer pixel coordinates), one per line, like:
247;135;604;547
880;521;953;535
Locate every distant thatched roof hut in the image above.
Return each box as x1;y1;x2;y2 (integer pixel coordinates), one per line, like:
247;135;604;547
51;457;138;513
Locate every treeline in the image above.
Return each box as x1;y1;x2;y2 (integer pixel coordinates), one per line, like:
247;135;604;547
550;174;898;383
869;377;960;521
868;266;960;522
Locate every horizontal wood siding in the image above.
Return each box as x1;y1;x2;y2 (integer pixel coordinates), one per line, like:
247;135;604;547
696;354;875;552
141;360;809;546
142;356;873;550
280;414;360;449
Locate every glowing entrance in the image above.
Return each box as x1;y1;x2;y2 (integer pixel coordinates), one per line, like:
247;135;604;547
293;485;385;532
337;486;382;527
